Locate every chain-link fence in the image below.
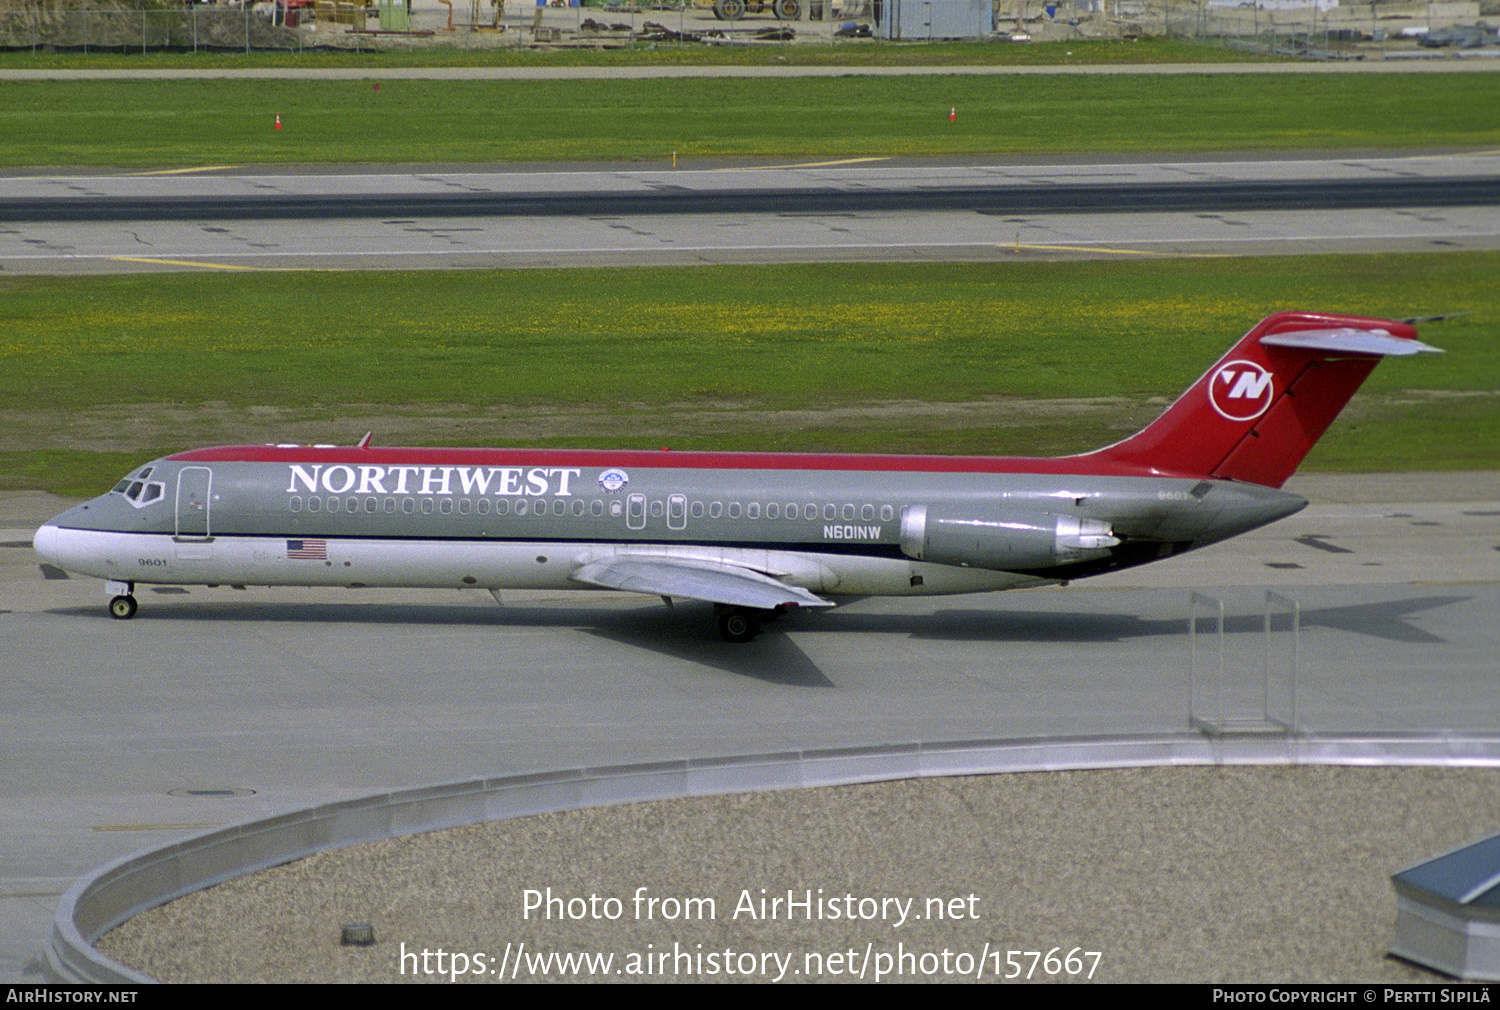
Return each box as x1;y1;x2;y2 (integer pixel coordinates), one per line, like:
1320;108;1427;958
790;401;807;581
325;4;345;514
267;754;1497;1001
0;1;1490;53
0;2;862;51
1;5;303;52
1110;0;1495;56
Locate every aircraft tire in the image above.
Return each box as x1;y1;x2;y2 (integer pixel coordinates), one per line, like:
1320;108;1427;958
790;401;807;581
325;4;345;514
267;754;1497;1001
718;0;745;19
109;594;138;620
773;0;800;19
717;609;760;643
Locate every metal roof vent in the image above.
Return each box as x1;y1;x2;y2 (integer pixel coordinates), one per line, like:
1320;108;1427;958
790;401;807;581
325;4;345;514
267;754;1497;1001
1391;832;1500;979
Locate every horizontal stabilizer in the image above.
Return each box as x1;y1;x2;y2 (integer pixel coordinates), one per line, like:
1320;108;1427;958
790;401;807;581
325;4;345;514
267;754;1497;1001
572;557;833;611
1260;328;1444;357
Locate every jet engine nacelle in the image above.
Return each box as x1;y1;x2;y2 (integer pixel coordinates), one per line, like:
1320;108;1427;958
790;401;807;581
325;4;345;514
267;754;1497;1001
899;504;1120;571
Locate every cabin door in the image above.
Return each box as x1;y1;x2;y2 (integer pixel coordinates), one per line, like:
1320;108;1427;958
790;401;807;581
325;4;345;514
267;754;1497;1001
175;466;213;539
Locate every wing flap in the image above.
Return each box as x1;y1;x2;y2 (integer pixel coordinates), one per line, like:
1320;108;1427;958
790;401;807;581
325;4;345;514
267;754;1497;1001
572;557;833;611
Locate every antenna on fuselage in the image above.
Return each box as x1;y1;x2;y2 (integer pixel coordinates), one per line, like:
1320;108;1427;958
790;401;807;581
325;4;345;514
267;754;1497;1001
356;432;372;449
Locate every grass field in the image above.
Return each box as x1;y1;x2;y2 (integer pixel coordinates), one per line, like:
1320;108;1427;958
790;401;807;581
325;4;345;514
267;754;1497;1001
1;51;1494;495
2;72;1497;167
1;254;1493;496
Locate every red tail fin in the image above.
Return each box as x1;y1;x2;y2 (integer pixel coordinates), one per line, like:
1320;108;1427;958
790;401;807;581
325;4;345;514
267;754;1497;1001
1086;311;1439;488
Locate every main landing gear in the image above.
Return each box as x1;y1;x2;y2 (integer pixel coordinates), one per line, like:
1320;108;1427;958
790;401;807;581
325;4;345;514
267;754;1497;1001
714;604;793;643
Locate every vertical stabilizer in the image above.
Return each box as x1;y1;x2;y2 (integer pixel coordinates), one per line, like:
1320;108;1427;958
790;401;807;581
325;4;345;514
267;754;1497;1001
1085;312;1440;488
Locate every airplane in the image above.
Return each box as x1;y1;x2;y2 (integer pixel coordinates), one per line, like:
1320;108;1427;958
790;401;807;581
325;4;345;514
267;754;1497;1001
34;311;1440;642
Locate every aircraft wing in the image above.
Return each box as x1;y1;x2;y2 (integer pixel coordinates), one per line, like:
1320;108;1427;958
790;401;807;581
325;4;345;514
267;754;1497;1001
571;557;834;611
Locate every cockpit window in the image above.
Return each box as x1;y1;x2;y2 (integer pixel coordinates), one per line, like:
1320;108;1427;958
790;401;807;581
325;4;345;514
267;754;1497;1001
109;464;167;508
119;480;166;509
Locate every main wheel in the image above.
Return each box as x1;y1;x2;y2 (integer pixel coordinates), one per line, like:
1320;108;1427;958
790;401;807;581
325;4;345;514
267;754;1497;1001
773;0;800;19
718;0;745;19
109;594;138;620
717;609;760;643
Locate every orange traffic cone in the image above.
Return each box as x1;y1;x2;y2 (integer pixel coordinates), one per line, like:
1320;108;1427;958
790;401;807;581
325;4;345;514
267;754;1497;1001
949;106;956;122
274;114;282;131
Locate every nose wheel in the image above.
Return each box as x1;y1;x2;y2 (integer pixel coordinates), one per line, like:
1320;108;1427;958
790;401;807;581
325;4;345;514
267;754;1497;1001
109;594;138;620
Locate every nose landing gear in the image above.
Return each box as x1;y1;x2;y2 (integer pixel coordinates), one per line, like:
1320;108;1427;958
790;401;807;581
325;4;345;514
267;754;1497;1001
106;580;137;619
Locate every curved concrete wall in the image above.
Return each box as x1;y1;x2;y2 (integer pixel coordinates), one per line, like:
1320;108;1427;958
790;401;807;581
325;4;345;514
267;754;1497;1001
49;731;1500;983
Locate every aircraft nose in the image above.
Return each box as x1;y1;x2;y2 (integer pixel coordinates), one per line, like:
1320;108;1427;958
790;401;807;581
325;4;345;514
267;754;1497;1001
33;521;99;572
32;523;66;566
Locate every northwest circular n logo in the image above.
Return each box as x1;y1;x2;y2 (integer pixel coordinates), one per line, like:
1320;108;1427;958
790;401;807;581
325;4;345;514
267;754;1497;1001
1209;360;1275;422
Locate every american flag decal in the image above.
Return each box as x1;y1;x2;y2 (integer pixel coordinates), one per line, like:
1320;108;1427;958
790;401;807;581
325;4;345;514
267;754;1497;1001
287;539;327;560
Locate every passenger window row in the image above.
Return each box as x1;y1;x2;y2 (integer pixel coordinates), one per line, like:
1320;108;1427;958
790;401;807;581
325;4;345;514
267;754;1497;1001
698;502;894;522
283;497;895;523
286;496;611;517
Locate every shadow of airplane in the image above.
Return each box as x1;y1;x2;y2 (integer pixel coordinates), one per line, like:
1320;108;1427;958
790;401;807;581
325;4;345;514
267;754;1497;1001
584;605;836;687
894;595;1464;646
46;591;1466;691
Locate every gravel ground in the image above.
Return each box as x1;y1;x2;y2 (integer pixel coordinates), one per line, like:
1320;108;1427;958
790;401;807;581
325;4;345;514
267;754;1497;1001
97;765;1500;983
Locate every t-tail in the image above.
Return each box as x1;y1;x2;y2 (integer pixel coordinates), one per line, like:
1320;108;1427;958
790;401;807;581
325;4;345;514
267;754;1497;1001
1082;311;1441;489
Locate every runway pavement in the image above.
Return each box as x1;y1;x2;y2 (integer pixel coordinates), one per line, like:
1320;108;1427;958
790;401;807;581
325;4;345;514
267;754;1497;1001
2;152;1497;273
4;471;1498;981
